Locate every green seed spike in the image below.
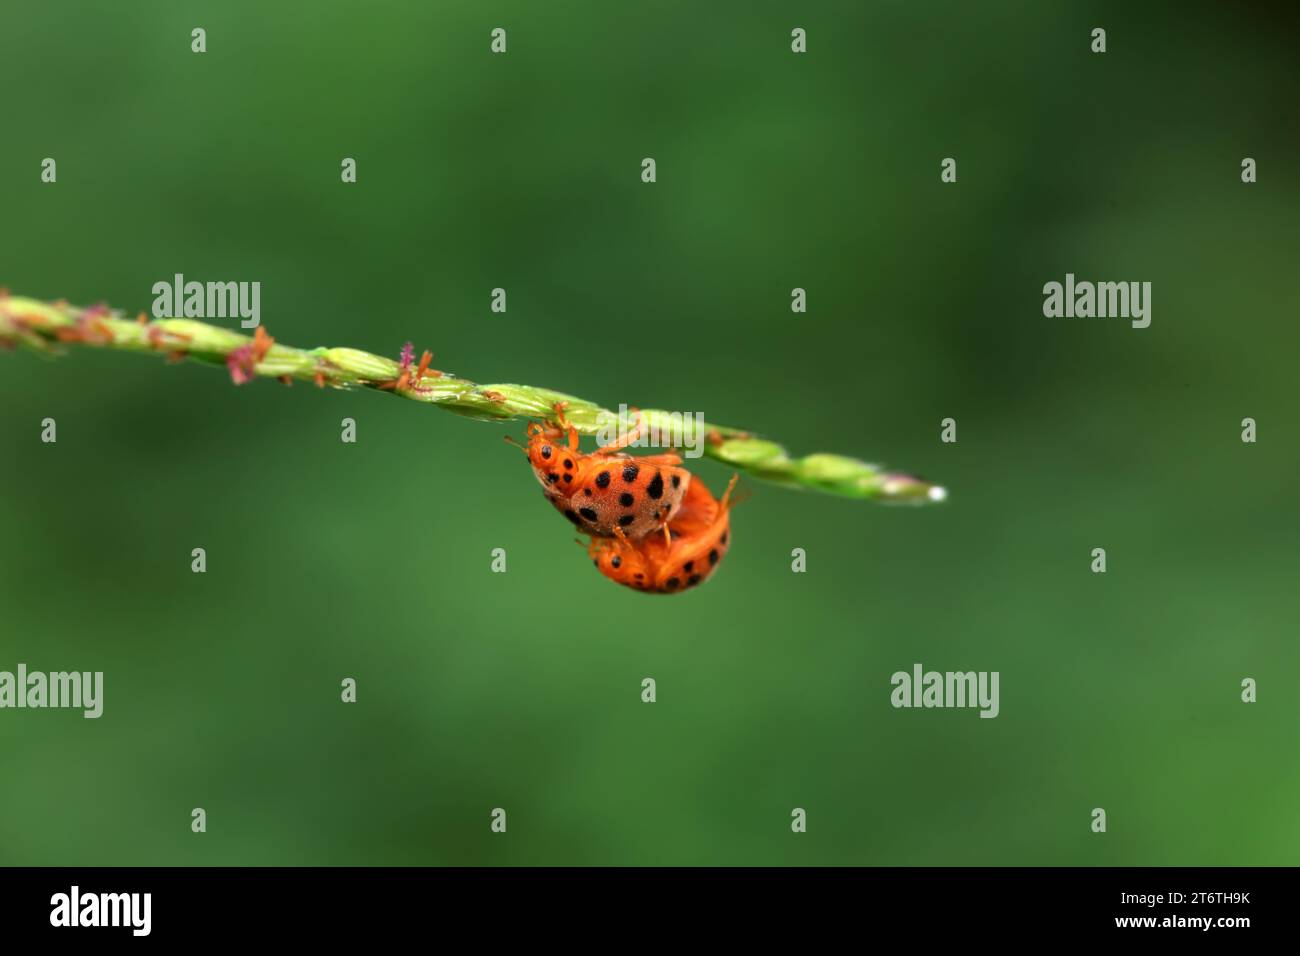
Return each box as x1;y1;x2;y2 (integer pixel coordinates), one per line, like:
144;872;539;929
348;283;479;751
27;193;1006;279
0;294;946;503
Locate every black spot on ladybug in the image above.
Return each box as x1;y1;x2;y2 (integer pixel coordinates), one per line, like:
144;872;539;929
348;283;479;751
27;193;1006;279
592;559;599;567
622;464;639;483
563;458;573;469
595;471;611;488
709;549;719;565
583;488;593;497
618;514;635;528
683;560;694;573
611;555;621;569
720;531;728;545
687;574;701;586
547;473;560;484
564;509;581;524
579;507;598;522
619;492;635;507
671;475;681;488
666;577;680;590
563;474;573;483
646;472;664;500
541;446;552;459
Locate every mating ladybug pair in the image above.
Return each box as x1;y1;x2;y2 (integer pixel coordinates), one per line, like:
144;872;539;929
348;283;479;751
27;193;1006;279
508;404;737;594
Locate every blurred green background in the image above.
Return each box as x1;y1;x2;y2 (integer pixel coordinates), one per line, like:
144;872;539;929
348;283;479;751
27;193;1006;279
2;1;1297;866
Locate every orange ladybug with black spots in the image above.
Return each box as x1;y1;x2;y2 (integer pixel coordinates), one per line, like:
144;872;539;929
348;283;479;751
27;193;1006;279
513;405;691;540
588;473;737;594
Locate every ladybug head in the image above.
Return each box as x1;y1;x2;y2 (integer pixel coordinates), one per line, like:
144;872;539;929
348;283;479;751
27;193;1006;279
588;538;653;590
520;421;575;488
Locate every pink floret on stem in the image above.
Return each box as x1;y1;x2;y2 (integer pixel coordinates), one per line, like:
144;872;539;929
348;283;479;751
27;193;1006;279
226;344;255;385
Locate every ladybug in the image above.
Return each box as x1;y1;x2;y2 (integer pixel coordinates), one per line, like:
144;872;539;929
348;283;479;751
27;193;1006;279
511;404;691;540
588;473;738;594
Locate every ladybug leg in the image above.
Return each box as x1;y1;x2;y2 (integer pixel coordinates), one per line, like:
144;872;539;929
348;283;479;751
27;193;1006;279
720;473;740;508
630;452;683;467
551;401;581;452
603;526;635;563
597;407;646;455
610;525;639;555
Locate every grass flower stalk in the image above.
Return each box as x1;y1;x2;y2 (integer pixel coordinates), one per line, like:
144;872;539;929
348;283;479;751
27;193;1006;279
1;293;946;503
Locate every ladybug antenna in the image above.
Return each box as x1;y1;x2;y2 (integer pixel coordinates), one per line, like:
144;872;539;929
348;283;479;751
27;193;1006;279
503;435;528;454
